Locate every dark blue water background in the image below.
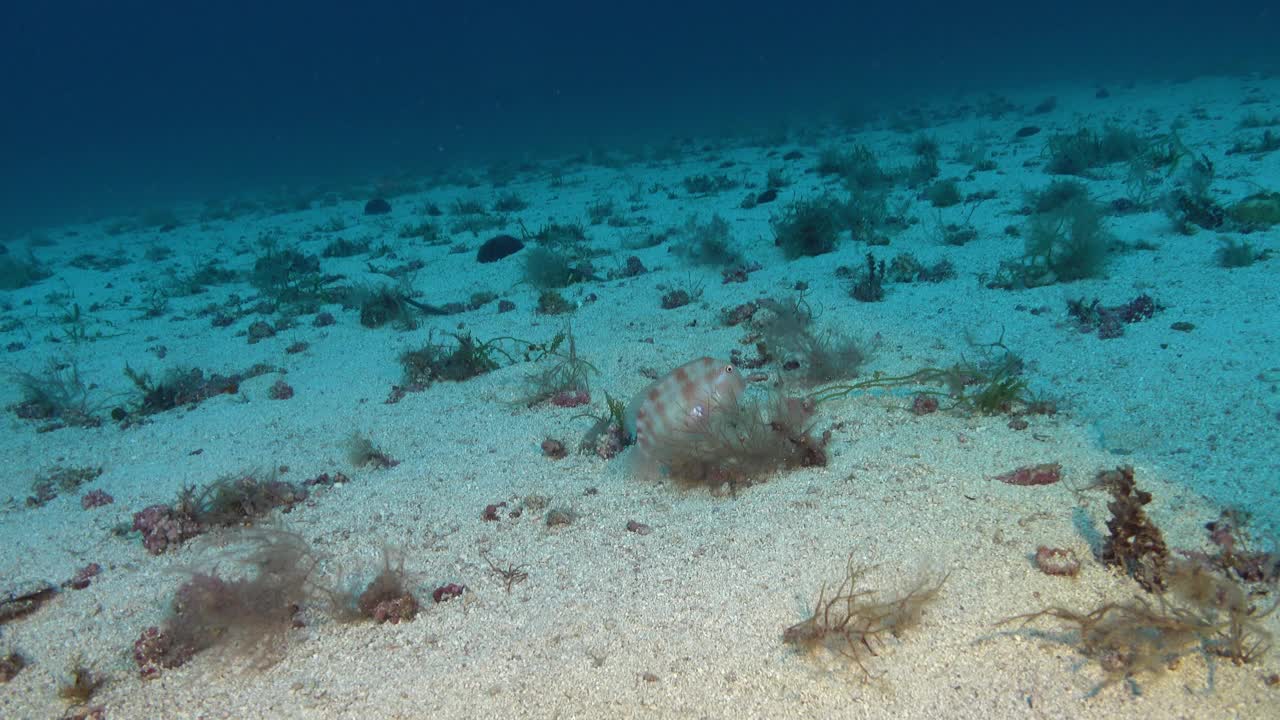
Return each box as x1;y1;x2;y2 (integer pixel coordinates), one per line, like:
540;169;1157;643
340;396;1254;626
1;1;1274;232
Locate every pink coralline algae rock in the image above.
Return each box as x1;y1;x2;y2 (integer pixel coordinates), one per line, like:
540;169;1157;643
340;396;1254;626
268;379;294;400
132;504;202;554
81;489;114;509
432;583;466;603
133;626;194;679
66;563;102;590
994;462;1063;486
369;594;418;624
550;389;590;408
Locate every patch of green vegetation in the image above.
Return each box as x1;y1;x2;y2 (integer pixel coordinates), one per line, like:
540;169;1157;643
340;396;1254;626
1045;125;1148;176
954;142;992;170
249;242;340;308
989;197;1109;288
200;197;262;223
906;137;941;188
345;433;398;470
353;283;418;330
765;167;789;189
57;657;106;705
1028;179;1090;214
586;199;617;225
518;325;598;406
1228;129;1280;157
675;214;741;267
397;221;446;244
809;344;1037;417
7;359;102;427
754;294;867;385
147;530;320;670
493;192;528;213
576;391;633;457
682;173;739;196
189;470;312;525
940;221;978;246
845;191;891;244
536;289;575;315
313;215;347;233
399;332;503;386
141;207;182;230
167;260;238;296
321;237;369;258
1239;112;1280;129
886;253;955;283
1227;191;1280;229
68;251;129;271
123;362;271;417
911;134;940;161
1162;153;1223;234
0;251;52;290
772;195;849;259
52;301;120;344
323;546;419;624
450;198;487;215
815;144;893;191
924;179;962;208
399;330;567;389
449;213;506;236
525;220;587;250
1215;237;1271;268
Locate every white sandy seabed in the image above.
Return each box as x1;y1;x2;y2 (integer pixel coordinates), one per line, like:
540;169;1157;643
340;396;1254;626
0;73;1278;719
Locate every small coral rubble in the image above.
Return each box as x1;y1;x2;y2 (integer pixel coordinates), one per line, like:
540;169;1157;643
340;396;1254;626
80;489;114;509
268;379;294;400
132;472;311;554
995;462;1062;486
431;583;466;603
0;651;26;682
133;503;202;555
26;465;103;508
1035;546;1081;577
64;563;103;590
1067;294;1163;339
133;625;194;679
356;550;419;624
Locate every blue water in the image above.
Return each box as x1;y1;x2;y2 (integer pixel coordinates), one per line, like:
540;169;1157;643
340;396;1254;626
2;1;1276;233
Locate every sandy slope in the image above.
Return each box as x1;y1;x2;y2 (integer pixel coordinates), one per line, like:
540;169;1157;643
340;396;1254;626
1;73;1277;719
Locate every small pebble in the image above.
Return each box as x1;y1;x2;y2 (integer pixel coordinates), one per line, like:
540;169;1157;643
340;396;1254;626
546;509;573;527
541;438;567;460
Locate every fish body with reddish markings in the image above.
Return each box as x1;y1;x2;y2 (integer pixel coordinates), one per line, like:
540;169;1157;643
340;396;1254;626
624;357;828;486
624;357;747;456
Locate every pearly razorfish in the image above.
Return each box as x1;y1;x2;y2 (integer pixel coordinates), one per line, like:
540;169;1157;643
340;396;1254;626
625;357;749;460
